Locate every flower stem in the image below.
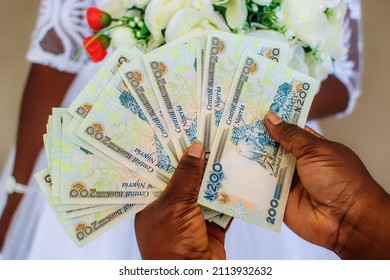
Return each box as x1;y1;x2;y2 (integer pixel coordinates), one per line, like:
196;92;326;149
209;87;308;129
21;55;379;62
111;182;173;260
73;23;126;62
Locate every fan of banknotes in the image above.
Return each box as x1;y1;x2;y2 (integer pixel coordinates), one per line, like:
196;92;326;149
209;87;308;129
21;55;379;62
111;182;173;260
34;30;319;248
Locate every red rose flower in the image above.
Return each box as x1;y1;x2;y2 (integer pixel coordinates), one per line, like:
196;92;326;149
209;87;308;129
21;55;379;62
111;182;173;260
86;7;112;31
83;34;111;62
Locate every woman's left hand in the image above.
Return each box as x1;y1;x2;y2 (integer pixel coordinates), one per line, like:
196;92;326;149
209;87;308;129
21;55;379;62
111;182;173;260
135;141;227;260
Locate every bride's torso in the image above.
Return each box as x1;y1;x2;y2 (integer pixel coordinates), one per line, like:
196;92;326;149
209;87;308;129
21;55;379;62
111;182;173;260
6;0;362;260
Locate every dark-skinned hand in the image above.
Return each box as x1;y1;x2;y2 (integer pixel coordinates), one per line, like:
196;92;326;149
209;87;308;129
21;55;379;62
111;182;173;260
135;141;226;260
265;111;390;260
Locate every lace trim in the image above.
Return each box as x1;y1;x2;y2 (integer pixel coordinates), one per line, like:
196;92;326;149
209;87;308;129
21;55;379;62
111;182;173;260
334;0;363;118
27;0;95;73
344;0;361;19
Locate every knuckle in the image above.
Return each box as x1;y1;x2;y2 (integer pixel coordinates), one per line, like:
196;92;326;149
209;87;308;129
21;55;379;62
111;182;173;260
278;122;300;143
176;156;203;177
278;122;321;158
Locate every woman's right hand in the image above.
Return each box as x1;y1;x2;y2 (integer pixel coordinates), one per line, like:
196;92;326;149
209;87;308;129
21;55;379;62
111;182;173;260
265;111;390;260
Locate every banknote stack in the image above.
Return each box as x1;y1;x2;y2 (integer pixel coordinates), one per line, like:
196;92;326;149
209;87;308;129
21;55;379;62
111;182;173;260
34;30;319;248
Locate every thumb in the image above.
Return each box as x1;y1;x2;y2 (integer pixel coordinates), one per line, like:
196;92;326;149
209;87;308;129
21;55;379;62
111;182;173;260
161;141;205;203
264;111;321;159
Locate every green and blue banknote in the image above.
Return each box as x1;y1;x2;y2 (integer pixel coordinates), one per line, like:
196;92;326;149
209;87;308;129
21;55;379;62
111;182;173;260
35;31;318;247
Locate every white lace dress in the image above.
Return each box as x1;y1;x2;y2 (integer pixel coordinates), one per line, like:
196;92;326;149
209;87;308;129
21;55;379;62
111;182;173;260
0;0;363;259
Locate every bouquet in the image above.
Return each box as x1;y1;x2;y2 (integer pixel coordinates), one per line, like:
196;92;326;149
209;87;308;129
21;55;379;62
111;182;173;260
83;0;347;81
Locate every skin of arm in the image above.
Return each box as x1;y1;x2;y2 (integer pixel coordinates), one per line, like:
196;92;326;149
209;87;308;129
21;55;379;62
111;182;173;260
0;64;76;250
308;74;350;120
308;6;360;121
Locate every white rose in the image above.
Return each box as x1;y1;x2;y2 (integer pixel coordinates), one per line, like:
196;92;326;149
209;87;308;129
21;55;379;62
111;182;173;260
252;0;272;6
205;0;248;29
212;0;247;29
320;0;341;9
248;29;287;43
289;46;309;75
280;0;328;47
144;0;192;38
104;0;128;18
165;7;230;42
305;52;333;81
121;0;151;9
319;2;347;59
111;27;137;49
190;0;214;11
210;0;230;4
225;0;247;29
137;34;165;53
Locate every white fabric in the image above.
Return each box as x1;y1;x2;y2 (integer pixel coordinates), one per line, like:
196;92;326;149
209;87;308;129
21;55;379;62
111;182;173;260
0;64;142;260
26;0;94;73
334;0;363;118
1;0;361;260
6;176;28;194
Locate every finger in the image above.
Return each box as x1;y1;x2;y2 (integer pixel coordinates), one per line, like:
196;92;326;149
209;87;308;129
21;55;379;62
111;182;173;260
161;141;206;203
304;125;327;140
264;111;321;159
206;221;226;241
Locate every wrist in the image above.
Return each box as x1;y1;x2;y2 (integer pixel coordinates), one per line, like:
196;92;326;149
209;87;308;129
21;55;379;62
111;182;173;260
335;180;390;259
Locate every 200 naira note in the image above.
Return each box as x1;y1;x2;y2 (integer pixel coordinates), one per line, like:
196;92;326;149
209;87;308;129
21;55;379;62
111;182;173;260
59;113;158;205
119;58;179;164
35;168;116;219
144;39;201;158
76;70;175;190
67;47;142;121
35;168;145;248
198;51;319;232
199;30;289;156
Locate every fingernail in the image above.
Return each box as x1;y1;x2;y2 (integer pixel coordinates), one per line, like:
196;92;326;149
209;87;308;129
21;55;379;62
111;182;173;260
266;111;283;125
187;141;204;159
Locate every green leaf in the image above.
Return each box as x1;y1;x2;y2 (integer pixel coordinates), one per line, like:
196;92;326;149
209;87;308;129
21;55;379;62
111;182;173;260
138;24;149;37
